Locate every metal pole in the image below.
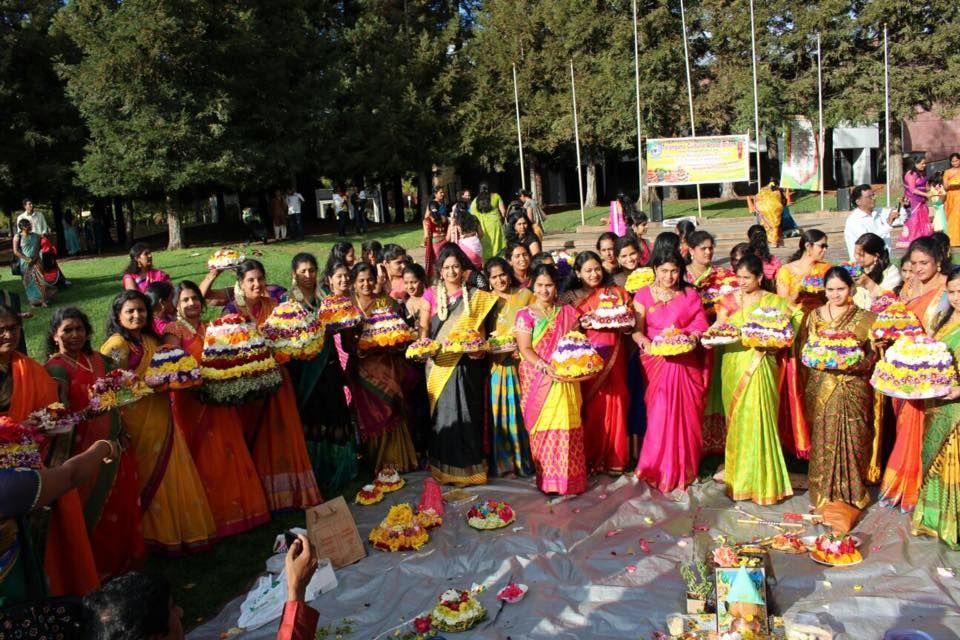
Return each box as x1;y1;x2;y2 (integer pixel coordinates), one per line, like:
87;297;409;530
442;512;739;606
748;0;762;194
816;33;825;212
679;0;703;220
512;64;526;190
570;60;585;226
883;25;891;208
633;0;644;212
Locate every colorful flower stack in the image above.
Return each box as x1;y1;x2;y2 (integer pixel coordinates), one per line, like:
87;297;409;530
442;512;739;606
486;333;517;353
405;337;440;361
354;484;383;506
207;248;245;271
442;328;486;354
870;335;957;399
550;331;604;380
143;347;202;391
0;417;45;469
22;403;83;435
88;369;153;413
649;326;696;356
585;290;635;330
699;269;739;305
551;249;577;280
430;589;488;632
374;468;405;493
811;533;862;566
740;307;794;349
624;267;655;293
199;314;283;405
368;504;430;552
870;302;923;341
261;300;325;363
869;290;899;314
358;307;417;352
799;273;825;294
701;322;740;347
840;261;864;280
800;329;864;371
318;295;363;333
466;499;515;530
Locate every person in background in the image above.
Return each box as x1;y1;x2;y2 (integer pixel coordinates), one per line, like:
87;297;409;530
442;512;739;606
361;240;382;267
943;152;960;248
122;242;171;292
144;280;176;335
519;188;546;238
286;188;305;241
729;242;749;274
352;187;368;234
471;183;507;260
63;210;82;256
0;274;30;353
333;186;349;237
755;181;785;247
242;206;269;244
844;184;899;260
271;190;288;241
325;241;355;275
423;186;449;280
746;224;782;284
83;571;185;640
506;210;541;256
626;211;651;265
381;244;409;301
596;232;620;277
675;220;696;259
930;173;948;235
12;218;54;307
852;232;900;310
453;189;483;270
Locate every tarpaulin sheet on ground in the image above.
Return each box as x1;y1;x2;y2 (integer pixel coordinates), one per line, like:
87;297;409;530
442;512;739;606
189;472;960;639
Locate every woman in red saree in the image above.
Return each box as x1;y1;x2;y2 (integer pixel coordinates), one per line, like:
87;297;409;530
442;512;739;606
881;237;948;512
0;305;99;596
164;281;270;537
45;307;145;581
200;261;321;511
516;264;587;495
560;251;630;473
423;187;450;280
633;249;709;492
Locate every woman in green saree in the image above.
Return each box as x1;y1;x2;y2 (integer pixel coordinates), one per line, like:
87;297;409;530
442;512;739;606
714;255;795;505
283;253;356;493
914;267;960;548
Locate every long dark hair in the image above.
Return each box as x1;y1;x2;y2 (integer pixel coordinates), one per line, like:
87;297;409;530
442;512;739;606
506;210;536;246
747;224;774;262
935;266;960;332
855;232;890;285
324;260;355;288
564;250;611;291
788;229;827;262
434;243;473;283
530;263;561;292
105;290;158;344
675;220;696;243
906;235;951;275
174;280;206;312
124;242;151;275
291;252;318;272
736;254;764;280
649;249;690;288
617;191;637;219
46;307;93;358
325;241;354;275
144;281;174;312
823;265;854;290
686;230;715;250
649;231;681;266
484;256;519;289
235;259;267;281
476;183;493;213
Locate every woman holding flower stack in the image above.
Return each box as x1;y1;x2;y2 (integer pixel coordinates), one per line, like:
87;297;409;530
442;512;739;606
516;264;587;495
633;249;709;492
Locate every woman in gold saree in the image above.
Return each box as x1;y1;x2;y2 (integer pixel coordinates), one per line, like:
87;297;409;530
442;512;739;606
803;267;879;513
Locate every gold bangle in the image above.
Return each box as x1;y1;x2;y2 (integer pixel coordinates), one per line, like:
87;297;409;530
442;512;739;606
94;439;115;464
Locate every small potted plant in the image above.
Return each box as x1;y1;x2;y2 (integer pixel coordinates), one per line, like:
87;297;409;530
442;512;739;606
681;558;714;613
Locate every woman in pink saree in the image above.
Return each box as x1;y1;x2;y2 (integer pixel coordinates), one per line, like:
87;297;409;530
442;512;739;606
516;264;587;495
898;157;934;248
633;249;709;492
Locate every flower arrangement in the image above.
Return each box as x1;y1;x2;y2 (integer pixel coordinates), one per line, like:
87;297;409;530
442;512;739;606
374;467;404;492
871;335;958;399
442;328;486;354
0;417;45;469
368;503;430;552
466;499;515;530
22;403;82;435
870;302;923;341
869;290;898;314
207;248;245;270
624;267;655;293
88;369;152;412
406;337;440;361
496;582;528;604
800;329;864;371
200;314;282;405
840;261;864;280
358;308;417;352
811;533;862;565
354;484;383;506
799;273;825;294
143;347;202;391
649;326;696;356
701;322;740;347
415;507;443;529
486;333;518;353
261;300;325;363
430;589;487;632
740;307;794;349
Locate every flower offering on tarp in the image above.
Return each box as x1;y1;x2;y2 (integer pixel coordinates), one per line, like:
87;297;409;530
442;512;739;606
466;499;515;530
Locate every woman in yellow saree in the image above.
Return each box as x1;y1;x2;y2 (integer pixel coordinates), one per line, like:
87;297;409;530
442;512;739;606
425;244;498;485
715;256;794;505
913;267;960;548
516;264;587;495
755;182;784;247
881;238;948;512
100;290;217;553
803;267;879;513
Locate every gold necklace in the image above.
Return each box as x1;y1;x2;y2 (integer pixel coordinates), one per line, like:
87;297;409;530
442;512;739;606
58;351;94;374
651;283;677;304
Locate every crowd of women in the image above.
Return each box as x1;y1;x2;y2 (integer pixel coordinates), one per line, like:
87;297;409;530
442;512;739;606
5;186;960;615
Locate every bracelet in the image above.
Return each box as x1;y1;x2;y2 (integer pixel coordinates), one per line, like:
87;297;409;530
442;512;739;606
94;439;117;464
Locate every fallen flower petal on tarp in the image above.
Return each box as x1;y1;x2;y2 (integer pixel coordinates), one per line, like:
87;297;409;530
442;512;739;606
639;539;651;553
605;528;623;538
937;567;956;578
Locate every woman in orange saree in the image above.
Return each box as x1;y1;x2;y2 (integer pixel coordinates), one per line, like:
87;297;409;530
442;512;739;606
45;307;145;581
775;229;831;459
200;260;321;511
881;237;948;512
560;251;630;473
164;281;270;537
0;305;99;596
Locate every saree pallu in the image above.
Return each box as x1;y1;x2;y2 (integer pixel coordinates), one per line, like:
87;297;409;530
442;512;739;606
912;321;960;548
424;215;448;279
17;234;51;305
426;289;498;485
3;354;99;598
351;350;418;473
489;291;534;477
626;344;647;439
722;293;792;505
900;171;933;248
702;349;727;456
226;299;322;512
517;305;586;495
756;187;784;246
166;323;270;537
458;235;484;270
945;168;960;247
803;307;877;510
880;286;947;512
575;287;630;472
101;334;217;554
45;353;145;581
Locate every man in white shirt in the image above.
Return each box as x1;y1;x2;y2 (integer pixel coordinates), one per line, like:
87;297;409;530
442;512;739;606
286;189;305;240
15;199;50;236
843;184;900;260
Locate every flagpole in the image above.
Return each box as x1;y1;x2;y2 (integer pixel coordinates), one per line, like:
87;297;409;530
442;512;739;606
679;0;702;221
512;64;526;191
883;25;891;208
570;60;585;226
633;0;644;212
816;33;825;212
748;0;762;193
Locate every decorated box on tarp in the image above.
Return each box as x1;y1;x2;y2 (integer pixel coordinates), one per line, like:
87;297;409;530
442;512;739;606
715;566;769;635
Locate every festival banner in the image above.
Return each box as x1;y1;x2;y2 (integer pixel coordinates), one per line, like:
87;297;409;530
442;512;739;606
645;134;749;186
778;116;822;190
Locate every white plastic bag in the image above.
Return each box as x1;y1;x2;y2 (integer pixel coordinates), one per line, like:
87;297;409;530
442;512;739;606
236;557;337;630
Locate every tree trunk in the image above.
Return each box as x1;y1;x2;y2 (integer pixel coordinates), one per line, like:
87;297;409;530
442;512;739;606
720;182;737;199
215;189;228;224
52;197;65;255
125;200;135;244
93;198;112;247
584;161;597;208
417;170;431;222
392;175;404;224
888;127;904;197
112;197;126;246
166;193;184;250
530;156;544;204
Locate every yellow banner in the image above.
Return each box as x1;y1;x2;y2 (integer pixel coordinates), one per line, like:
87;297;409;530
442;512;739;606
645;135;749;186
